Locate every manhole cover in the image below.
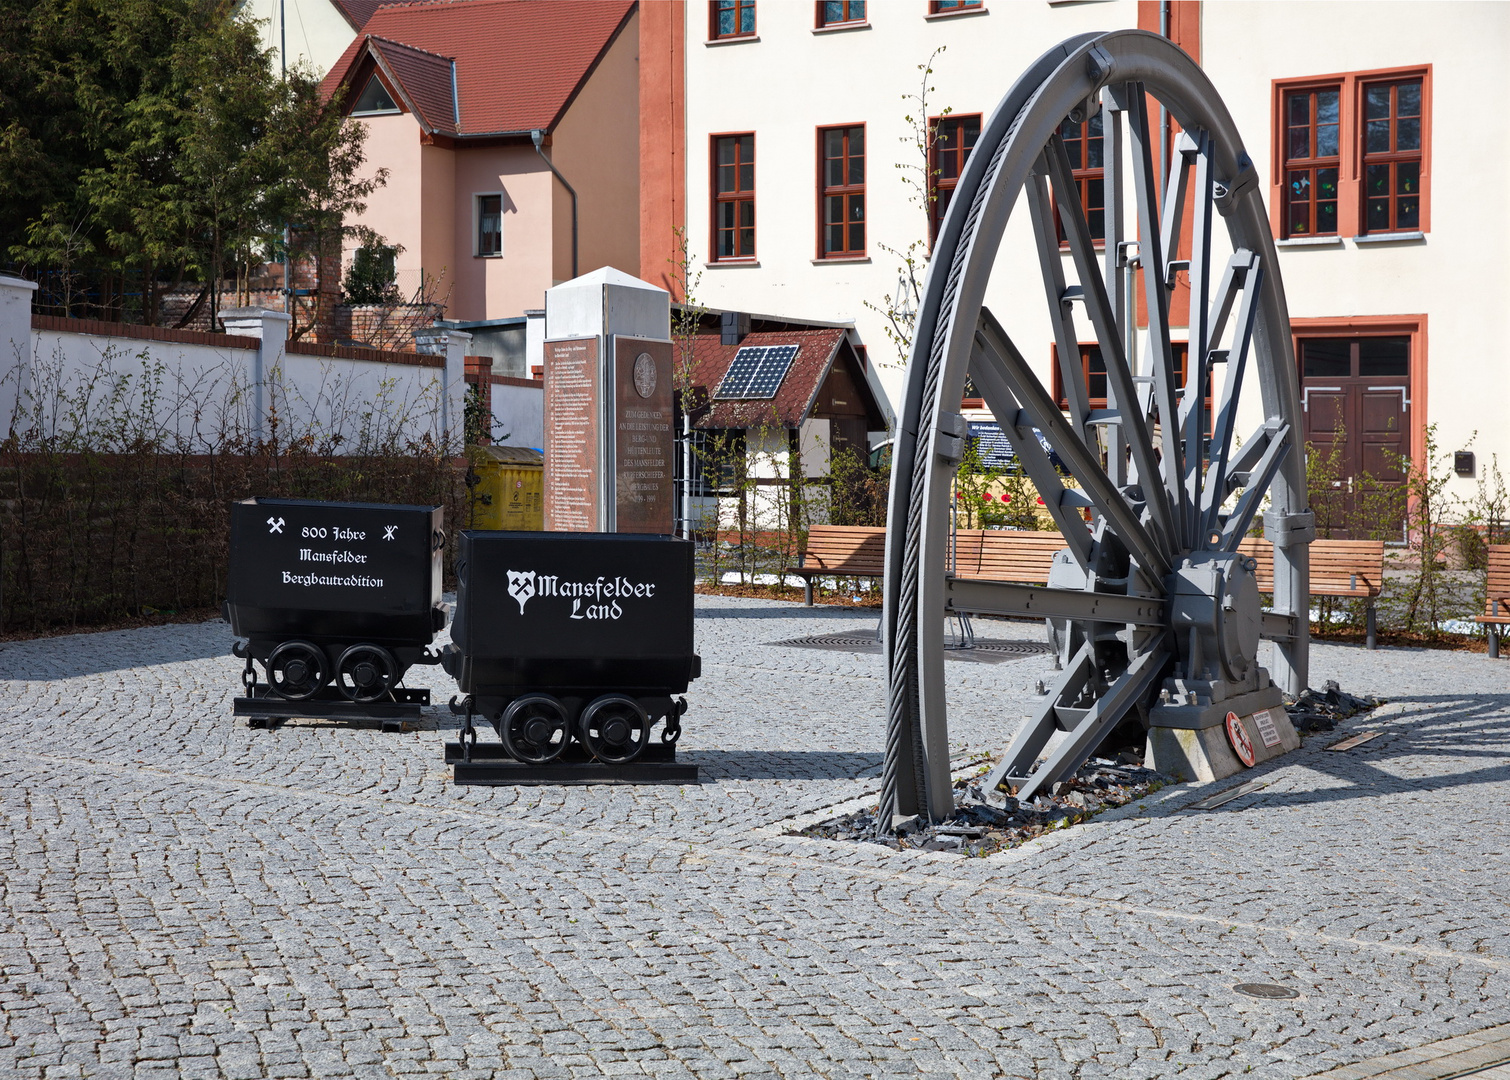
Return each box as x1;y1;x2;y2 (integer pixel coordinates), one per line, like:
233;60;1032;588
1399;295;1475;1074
1233;983;1300;1000
770;632;1049;662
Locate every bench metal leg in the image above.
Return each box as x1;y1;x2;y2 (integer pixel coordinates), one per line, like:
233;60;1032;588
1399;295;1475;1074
1491;625;1500;660
1365;600;1377;651
803;578;813;606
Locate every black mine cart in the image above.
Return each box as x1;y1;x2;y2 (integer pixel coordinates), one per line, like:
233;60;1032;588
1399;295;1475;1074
225;497;447;729
443;530;700;784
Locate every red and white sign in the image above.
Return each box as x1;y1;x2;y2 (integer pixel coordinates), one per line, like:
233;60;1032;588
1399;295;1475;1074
1225;710;1257;767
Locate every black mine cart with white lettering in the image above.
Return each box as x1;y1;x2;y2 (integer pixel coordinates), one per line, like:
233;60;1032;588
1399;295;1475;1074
225;497;448;729
442;530;700;784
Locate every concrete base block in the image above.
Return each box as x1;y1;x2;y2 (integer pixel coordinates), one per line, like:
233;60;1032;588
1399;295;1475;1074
1147;703;1301;784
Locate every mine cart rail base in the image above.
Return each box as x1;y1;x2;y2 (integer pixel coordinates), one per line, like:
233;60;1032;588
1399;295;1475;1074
235;685;431;730
444;741;699;786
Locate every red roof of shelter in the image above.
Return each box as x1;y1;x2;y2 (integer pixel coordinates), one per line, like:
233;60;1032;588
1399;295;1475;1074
688;329;852;430
321;0;636;137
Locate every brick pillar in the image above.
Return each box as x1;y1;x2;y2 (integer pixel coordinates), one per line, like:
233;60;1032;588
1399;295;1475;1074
464;355;494;442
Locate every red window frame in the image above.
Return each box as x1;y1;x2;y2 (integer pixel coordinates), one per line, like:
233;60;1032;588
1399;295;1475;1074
815;0;865;26
1055;112;1105;244
928;113;980;244
711;133;756;261
819;125;866;259
1282;85;1342;237
1270;66;1430;240
710;0;755;40
1053;343;1209;433
1360;76;1423;234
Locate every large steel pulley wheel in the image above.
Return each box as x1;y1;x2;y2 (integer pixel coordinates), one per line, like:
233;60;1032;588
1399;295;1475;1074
579;695;651;764
883;30;1313;824
267;640;327;700
500;695;571;764
335;644;397;703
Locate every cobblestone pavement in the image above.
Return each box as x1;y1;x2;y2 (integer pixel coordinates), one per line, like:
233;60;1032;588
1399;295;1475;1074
2;595;1509;1079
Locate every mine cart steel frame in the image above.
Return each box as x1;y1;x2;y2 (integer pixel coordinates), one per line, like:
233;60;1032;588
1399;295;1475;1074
226;498;448;730
883;31;1314;824
443;531;701;785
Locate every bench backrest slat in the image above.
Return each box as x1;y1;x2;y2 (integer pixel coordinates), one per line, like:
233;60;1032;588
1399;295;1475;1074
1484;545;1510;608
1237;537;1384;597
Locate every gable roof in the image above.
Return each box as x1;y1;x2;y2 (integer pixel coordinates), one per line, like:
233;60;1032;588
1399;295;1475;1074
689;329;858;431
321;0;636;138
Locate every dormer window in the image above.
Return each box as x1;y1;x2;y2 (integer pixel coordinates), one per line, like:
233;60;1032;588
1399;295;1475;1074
351;72;400;116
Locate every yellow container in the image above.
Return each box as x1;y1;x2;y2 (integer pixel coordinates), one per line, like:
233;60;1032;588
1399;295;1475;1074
470;446;544;530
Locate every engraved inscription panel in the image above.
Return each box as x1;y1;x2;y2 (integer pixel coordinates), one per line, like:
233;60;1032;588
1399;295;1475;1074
543;338;599;532
614;337;674;534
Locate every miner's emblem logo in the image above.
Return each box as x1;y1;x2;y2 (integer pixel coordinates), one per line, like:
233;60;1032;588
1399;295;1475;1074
507;570;537;614
632;352;656;399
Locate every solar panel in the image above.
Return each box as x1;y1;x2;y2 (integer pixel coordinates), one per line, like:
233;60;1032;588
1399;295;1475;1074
713;344;800;400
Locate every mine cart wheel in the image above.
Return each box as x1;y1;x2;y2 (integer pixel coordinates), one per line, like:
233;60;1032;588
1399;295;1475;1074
267;640;328;701
500;695;571;764
579;695;651;765
335;644;398;703
883;30;1312;823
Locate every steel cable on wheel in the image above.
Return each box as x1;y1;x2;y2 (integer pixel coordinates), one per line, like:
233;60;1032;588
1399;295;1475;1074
882;31;1311;826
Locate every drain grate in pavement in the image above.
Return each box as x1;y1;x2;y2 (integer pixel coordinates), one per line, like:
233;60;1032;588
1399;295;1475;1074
770;630;1050;662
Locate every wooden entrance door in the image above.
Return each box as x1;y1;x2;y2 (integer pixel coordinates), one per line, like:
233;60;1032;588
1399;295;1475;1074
1299;336;1410;538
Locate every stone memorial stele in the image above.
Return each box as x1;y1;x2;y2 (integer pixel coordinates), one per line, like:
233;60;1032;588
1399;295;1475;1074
542;268;674;534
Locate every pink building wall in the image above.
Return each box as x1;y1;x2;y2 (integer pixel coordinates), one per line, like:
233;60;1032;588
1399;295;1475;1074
343;10;641;325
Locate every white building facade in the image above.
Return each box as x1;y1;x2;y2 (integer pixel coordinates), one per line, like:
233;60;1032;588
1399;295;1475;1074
679;0;1510;530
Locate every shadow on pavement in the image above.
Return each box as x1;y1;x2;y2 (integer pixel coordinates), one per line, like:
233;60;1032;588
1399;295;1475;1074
1227;694;1510;809
0;622;234;680
695;604;878;620
680;749;884;781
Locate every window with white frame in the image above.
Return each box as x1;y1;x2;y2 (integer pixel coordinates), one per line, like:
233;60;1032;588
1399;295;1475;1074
476;194;502;257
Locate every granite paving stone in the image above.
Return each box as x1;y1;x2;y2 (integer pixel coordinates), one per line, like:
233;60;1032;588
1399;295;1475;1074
2;596;1509;1077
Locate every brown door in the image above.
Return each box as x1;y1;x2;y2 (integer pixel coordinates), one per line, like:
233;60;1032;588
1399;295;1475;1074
1299;336;1409;538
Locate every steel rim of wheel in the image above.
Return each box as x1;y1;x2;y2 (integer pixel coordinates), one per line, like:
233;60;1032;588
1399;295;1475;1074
579;695;650;765
267;640;328;701
501;694;571;764
882;30;1311;825
335;644;398;703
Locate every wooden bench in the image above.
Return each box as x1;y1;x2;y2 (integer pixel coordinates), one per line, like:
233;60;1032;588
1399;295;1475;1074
1475;544;1510;657
953;530;1064;585
1238;537;1386;649
794;525;887;605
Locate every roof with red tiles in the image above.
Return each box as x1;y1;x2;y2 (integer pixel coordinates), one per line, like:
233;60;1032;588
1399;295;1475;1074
332;0;387;29
687;329;872;431
321;0;636;137
366;37;457;134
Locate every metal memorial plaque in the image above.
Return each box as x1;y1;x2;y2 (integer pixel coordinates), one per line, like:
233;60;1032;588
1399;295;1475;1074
613;337;674;534
543;338;599;531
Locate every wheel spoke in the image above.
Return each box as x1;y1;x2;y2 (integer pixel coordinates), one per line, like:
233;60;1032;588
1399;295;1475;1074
972;310;1171;579
1013;638;1170;802
1182;131;1216;527
1121;82;1188;542
1219;422;1292;548
1201;257;1264;538
946;577;1165;625
1043;128;1176;553
966;342;1094;570
1100;92;1131;487
980;642;1095;795
1025;170;1090;439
